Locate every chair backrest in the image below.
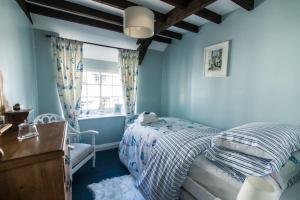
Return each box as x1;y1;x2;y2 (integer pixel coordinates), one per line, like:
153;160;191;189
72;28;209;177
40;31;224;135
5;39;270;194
34;113;81;143
34;113;64;125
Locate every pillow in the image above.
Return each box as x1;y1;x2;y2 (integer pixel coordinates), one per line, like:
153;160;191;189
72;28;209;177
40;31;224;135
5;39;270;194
205;146;274;177
206;147;300;189
212;122;300;168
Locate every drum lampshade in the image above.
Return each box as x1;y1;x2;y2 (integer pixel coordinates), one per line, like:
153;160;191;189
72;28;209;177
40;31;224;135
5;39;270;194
124;6;154;38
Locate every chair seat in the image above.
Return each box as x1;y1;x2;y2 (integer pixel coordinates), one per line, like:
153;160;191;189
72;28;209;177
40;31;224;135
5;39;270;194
70;143;93;167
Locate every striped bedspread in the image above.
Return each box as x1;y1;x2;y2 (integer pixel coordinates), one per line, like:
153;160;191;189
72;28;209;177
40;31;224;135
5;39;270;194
136;124;219;200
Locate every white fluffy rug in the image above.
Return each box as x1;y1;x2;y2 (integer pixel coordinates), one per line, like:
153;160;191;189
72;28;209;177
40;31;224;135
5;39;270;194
88;175;145;200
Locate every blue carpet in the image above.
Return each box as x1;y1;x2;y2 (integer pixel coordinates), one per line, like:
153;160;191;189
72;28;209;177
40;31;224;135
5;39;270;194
72;149;129;200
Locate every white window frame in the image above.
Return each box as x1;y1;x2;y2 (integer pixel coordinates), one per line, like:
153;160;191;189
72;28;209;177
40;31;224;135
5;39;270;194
80;69;123;116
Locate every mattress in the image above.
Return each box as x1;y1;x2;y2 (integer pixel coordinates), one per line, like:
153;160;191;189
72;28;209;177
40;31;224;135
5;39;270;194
184;155;282;200
186;155;242;200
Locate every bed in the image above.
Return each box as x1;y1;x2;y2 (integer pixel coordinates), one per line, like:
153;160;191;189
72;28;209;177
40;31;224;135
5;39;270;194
118;117;299;200
119;117;219;178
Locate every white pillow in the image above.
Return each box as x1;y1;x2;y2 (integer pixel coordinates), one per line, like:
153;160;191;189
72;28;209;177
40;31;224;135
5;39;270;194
213;122;300;168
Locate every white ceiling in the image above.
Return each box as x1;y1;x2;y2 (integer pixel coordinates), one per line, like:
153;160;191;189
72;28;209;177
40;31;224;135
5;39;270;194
31;0;241;57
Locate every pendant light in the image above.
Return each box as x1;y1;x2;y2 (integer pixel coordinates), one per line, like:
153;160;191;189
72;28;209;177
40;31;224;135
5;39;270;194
124;6;154;39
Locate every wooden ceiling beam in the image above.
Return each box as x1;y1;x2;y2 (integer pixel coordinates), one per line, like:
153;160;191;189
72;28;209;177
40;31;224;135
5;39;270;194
138;38;153;65
15;0;33;24
156;0;217;33
160;0;189;8
195;8;222;24
93;0;199;33
138;0;216;64
160;0;222;24
160;30;182;40
175;21;199;33
26;3;172;44
231;0;254;11
27;0;181;40
27;0;123;24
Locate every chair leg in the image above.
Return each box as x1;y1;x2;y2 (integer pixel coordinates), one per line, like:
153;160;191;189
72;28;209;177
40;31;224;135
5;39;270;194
93;151;96;168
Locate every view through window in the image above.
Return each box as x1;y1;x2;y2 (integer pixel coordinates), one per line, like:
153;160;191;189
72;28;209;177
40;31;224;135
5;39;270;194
81;70;123;114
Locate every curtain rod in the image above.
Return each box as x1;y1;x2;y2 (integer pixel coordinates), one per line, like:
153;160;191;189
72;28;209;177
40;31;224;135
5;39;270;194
45;34;136;51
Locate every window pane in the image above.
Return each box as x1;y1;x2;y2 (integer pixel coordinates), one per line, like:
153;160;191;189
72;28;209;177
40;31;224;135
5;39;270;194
112;97;123;106
87;71;100;84
80;69;124;114
113;74;121;85
101;73;113;85
88;97;100;110
81;97;88;110
82;71;87;84
87;85;100;97
101;85;112;97
100;97;112;110
81;85;87;97
113;86;122;97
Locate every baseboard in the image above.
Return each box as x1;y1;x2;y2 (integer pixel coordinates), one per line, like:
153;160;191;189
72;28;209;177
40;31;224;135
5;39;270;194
96;142;120;151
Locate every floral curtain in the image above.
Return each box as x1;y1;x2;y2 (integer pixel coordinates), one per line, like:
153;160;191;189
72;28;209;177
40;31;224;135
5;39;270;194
51;37;83;129
119;49;139;115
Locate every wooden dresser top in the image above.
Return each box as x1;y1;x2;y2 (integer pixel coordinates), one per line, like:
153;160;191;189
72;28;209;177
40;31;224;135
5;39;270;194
0;121;67;171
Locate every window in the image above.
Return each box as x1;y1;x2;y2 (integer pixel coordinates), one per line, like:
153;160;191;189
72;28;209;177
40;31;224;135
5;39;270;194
81;70;123;114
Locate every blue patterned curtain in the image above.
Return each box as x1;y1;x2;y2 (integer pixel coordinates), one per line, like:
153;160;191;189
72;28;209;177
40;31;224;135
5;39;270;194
119;50;139;115
51;37;83;129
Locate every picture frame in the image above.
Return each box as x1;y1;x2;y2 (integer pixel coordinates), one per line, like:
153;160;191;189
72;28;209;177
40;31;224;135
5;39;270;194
204;41;230;77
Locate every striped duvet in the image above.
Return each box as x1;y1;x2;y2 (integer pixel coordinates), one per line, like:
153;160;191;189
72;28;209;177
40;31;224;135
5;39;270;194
136;123;219;200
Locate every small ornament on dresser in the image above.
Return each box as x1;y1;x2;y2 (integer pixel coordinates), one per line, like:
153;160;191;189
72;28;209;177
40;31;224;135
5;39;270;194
17;120;39;141
13;103;21;111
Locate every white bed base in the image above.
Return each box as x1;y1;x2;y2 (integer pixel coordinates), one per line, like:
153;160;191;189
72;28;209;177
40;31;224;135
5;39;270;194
181;177;221;200
181;177;300;200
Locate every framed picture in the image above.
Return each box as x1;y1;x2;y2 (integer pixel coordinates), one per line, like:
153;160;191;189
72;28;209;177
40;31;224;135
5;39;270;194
204;41;230;77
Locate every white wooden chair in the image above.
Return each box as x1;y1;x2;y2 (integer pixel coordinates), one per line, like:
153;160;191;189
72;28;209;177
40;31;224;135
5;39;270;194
34;113;99;179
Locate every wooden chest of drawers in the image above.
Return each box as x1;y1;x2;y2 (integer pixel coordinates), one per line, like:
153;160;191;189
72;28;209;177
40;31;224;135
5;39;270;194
0;121;71;200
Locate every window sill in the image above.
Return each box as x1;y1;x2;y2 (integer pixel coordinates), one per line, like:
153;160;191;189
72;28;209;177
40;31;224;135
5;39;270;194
78;113;125;121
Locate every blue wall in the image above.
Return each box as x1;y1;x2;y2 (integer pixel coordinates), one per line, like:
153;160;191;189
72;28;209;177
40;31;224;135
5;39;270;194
161;0;300;130
79;116;125;145
34;29;62;116
137;50;163;115
0;0;38;118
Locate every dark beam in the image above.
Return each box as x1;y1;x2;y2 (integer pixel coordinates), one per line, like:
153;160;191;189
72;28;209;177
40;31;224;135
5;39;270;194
231;0;254;11
27;3;171;44
28;0;123;24
93;0;135;10
160;0;188;8
139;0;216;64
160;0;221;24
160;30;182;40
138;38;153;65
195;8;222;24
93;0;199;33
156;0;217;33
27;0;181;40
175;21;199;33
15;0;33;23
153;36;172;44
